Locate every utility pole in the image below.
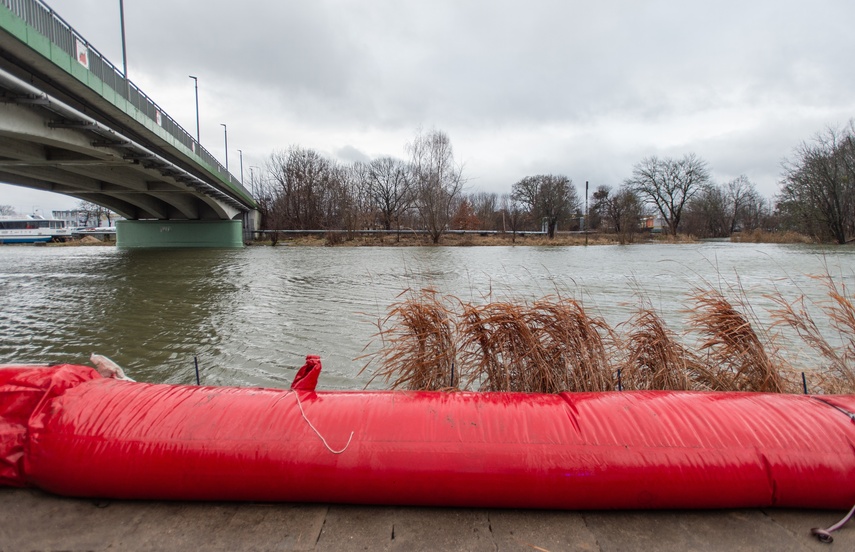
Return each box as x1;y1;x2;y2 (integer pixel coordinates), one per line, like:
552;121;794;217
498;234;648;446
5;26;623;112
585;180;589;246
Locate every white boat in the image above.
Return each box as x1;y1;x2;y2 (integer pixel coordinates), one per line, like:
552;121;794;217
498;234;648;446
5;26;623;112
0;215;72;243
72;226;117;241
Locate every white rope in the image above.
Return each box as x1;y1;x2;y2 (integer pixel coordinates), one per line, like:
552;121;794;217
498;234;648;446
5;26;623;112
812;503;855;543
292;391;354;454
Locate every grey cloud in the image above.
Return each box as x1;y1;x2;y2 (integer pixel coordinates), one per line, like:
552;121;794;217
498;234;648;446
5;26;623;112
335;145;371;164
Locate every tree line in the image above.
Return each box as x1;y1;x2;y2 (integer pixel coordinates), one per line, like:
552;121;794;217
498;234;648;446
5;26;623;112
255;123;855;244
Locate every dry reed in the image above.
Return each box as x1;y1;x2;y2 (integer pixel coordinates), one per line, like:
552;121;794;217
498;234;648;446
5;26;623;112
456;297;616;392
360;288;457;390
687;288;790;393
730;230;815;244
363;270;855;395
529;298;615;392
457;300;550;392
769;274;855;393
617;307;698;391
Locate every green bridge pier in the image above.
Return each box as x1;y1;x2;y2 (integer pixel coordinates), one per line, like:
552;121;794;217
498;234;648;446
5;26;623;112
116;220;245;248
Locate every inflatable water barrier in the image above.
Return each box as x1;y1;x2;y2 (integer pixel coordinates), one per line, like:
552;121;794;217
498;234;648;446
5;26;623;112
2;357;855;509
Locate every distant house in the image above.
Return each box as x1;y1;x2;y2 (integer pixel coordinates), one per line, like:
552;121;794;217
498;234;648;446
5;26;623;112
52;210;87;228
640;215;665;233
53;210;122;229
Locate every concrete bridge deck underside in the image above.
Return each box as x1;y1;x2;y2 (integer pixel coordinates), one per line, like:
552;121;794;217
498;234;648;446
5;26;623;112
0;88;241;222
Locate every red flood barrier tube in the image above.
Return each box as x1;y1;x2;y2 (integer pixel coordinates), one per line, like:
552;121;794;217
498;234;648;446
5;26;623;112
2;357;855;509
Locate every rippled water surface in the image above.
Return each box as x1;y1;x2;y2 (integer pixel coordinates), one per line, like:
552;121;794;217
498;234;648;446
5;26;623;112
0;243;852;389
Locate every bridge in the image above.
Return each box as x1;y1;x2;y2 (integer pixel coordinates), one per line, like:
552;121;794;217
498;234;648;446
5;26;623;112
0;0;259;247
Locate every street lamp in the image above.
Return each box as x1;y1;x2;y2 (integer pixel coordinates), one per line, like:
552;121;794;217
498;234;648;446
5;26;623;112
189;75;200;144
238;149;244;185
119;0;129;97
250;166;260;197
220;123;228;172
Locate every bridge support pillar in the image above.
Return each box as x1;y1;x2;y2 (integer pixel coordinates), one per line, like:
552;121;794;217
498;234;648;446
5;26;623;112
242;209;262;242
116;220;244;248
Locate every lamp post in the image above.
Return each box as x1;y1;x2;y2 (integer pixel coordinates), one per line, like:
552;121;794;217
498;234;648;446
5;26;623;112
220;123;228;172
250;166;260;197
238;149;244;185
119;0;129;97
189;75;200;144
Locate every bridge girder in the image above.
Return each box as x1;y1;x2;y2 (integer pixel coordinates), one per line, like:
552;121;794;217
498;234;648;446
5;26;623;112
0;79;243;221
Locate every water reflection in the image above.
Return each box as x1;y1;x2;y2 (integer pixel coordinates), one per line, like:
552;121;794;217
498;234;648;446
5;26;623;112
99;249;244;383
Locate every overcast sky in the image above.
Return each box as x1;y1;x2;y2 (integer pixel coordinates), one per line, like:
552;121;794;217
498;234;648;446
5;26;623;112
3;0;855;214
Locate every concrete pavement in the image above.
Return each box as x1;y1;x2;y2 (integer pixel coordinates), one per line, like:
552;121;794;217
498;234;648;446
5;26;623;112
1;488;852;551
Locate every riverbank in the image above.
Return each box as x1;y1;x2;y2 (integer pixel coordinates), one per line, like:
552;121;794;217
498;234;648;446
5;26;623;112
0;230;817;248
34;233;686;247
2;488;850;551
251;232;812;247
251;229;817;247
255;232;627;247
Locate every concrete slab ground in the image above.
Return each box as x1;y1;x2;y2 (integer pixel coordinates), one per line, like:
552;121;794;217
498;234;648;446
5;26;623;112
0;488;852;552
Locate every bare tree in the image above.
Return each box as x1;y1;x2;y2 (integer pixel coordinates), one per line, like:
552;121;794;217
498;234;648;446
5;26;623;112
468;191;500;231
499;193;526;242
590;185;611;231
683;177;767;238
684;185;727;238
365;157;412;232
407;129;465;244
626;154;711;236
588;186;610;230
264;146;350;231
75;200;114;227
326;163;360;237
779;124;855;244
0;205;15;216
723;176;762;234
740;190;771;232
511;174;579;238
347;161;374;230
592;185;642;242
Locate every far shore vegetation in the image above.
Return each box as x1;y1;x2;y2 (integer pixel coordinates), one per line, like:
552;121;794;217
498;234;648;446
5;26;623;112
253;123;855;247
29;228;823;247
246;229;818;247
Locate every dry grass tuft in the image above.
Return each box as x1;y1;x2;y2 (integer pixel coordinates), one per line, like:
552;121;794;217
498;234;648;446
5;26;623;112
456;297;616;393
457;300;549;392
617;307;698;391
769;274;855;393
730;230;815;244
687;288;790;393
529;298;615;392
360;288;458;391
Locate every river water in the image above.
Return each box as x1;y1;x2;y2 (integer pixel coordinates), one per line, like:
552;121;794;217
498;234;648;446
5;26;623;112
0;242;852;389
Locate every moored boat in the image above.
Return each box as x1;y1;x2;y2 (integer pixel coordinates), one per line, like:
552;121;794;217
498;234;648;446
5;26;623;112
0;215;72;243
